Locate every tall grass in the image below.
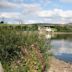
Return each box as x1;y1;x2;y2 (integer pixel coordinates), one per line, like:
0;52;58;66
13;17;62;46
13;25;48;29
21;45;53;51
0;25;49;72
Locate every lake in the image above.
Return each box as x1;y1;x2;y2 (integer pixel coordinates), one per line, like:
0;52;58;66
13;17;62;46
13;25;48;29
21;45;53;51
46;33;72;63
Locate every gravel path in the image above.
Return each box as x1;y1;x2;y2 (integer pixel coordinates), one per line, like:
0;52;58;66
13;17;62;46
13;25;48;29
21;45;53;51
48;57;72;72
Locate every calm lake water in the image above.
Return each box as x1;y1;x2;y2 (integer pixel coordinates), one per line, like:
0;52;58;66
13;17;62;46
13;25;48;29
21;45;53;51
46;33;72;63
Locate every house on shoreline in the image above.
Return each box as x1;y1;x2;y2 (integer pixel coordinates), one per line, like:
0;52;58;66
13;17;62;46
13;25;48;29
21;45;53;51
38;24;57;34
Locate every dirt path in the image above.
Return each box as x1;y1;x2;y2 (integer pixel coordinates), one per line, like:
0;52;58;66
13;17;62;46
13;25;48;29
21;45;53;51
48;57;72;72
0;62;4;72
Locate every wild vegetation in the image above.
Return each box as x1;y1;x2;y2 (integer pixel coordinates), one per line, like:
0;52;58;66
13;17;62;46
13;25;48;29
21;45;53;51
52;34;72;40
0;25;50;72
47;25;72;32
0;24;38;31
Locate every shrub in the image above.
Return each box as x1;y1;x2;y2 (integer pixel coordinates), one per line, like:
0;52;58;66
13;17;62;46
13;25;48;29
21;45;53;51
0;26;49;72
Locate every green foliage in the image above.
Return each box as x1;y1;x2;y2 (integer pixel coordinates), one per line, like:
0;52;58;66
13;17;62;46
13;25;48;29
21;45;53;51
0;28;22;62
0;24;38;31
52;25;72;32
0;21;4;24
0;26;49;72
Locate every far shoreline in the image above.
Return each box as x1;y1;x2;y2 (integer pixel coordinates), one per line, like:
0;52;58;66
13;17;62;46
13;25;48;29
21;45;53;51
52;32;72;34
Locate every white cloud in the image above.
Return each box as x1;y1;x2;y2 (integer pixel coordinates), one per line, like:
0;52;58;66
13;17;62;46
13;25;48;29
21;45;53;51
37;8;72;18
0;0;51;9
35;8;72;23
22;3;41;12
39;0;52;3
0;0;72;24
37;10;54;17
60;0;72;3
0;8;72;24
25;20;37;24
0;12;20;18
0;1;18;8
20;3;42;18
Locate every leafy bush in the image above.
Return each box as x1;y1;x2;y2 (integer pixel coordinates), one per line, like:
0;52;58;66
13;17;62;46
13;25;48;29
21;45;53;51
0;26;49;72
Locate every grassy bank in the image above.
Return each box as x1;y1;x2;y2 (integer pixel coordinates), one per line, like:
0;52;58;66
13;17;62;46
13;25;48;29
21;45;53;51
0;25;49;72
0;24;38;31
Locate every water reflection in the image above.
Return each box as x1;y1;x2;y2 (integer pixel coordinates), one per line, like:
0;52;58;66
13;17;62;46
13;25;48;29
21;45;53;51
45;34;51;39
45;33;55;39
56;53;72;63
46;33;72;63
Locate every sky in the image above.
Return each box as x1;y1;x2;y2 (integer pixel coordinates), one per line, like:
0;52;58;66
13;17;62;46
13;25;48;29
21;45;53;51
0;0;72;24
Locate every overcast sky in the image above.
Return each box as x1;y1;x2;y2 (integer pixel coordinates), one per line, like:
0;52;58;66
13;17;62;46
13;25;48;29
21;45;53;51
0;0;72;24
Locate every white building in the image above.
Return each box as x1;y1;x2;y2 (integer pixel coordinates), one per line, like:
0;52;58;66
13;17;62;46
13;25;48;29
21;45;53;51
45;27;52;32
